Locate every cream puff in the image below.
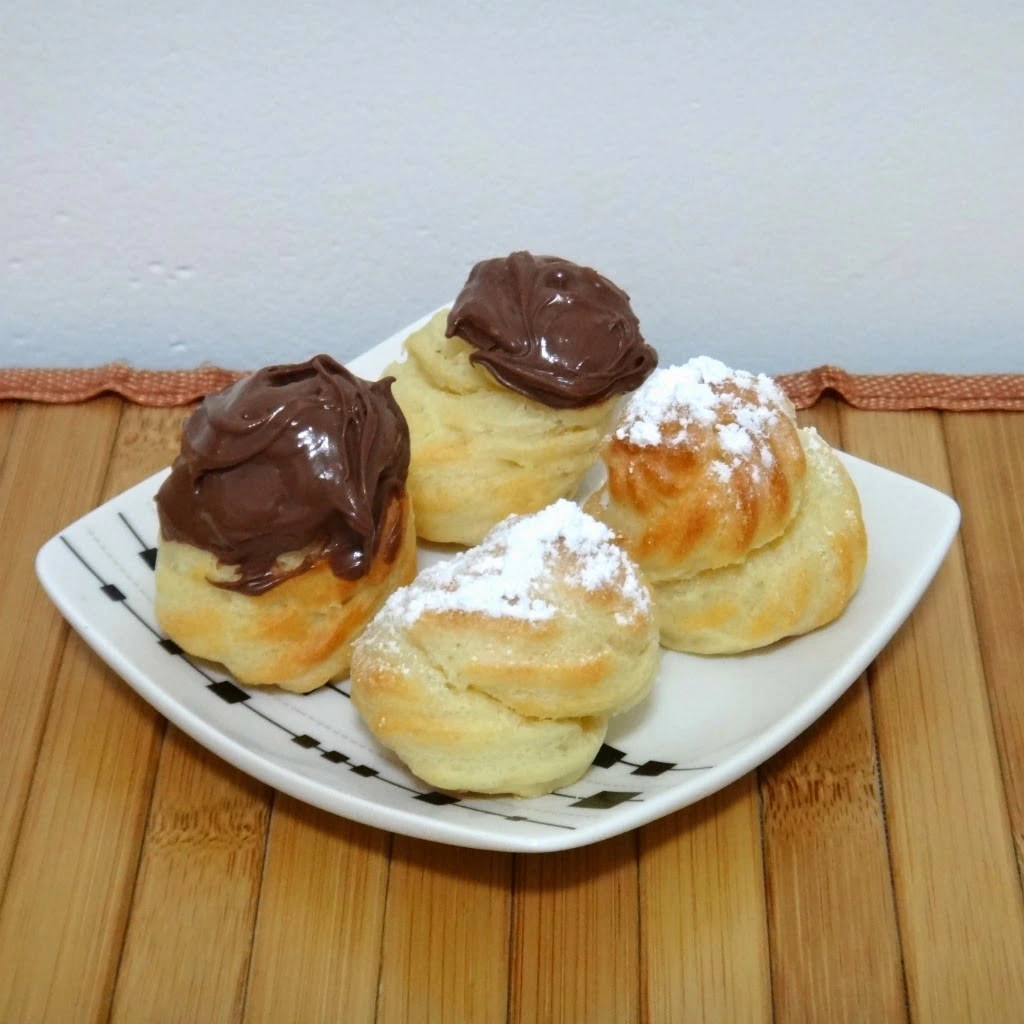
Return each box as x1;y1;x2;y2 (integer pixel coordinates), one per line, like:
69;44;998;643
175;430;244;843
154;355;417;693
385;251;658;545
350;500;659;796
587;357;866;653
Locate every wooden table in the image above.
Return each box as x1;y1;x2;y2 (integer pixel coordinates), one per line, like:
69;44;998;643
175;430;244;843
1;397;1022;1023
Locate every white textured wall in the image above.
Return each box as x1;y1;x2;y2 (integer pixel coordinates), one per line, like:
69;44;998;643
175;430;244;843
3;2;1022;373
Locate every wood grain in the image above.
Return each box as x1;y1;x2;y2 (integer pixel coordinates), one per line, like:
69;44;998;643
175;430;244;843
243;798;391;1024
0;405;184;1023
109;729;271;1024
511;834;640;1024
840;408;1024;1021
376;839;513;1024
943;412;1024;880
758;400;906;1022
0;403;17;472
638;776;772;1024
0;400;122;896
0;643;164;1024
761;683;906;1022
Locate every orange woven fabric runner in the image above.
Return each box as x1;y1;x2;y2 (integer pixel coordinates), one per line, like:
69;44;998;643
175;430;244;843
0;363;1022;411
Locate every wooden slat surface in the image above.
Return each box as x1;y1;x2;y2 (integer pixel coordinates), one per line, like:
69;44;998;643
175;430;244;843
109;730;271;1024
511;834;639;1024
243;801;391;1024
0;405;174;1022
638;776;772;1024
378;839;512;1024
943;414;1024;878
2;400;1023;1022
759;402;906;1023
0;403;18;477
0;401;122;898
840;409;1024;1020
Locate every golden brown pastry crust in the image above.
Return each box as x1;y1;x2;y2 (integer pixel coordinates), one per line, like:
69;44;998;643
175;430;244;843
654;429;867;653
350;503;660;796
385;310;617;545
586;359;806;582
154;493;417;693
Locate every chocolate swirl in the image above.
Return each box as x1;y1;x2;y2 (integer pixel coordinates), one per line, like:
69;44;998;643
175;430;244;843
445;251;657;409
155;355;410;595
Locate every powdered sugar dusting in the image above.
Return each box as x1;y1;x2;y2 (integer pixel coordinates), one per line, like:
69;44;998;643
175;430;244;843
378;500;650;627
615;358;790;470
716;422;753;456
624;418;662;447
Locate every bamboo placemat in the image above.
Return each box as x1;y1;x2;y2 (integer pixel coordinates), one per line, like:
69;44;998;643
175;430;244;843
0;399;1023;1020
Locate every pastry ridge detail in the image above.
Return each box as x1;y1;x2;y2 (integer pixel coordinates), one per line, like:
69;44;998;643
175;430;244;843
350;501;660;796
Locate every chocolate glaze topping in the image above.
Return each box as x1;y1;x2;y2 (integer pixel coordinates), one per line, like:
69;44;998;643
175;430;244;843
155;355;410;596
445;251;657;409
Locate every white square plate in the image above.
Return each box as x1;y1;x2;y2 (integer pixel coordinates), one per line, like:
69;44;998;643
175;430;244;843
36;310;961;852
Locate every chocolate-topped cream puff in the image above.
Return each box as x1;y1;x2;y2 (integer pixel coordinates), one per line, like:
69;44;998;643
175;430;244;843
384;251;658;545
154;355;417;693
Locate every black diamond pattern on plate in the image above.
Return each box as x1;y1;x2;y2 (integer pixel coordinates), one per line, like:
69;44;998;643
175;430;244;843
631;760;676;777
101;583;126;601
415;791;460;806
350;764;379;777
569;790;641;810
159;638;184;655
592;743;627;769
321;750;349;763
140;547;158;570
291;734;319;749
208;680;250;704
